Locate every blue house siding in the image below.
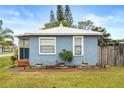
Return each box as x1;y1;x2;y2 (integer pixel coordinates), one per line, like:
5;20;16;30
84;36;98;65
29;36;98;66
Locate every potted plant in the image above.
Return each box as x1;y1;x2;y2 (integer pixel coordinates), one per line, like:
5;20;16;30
82;58;88;66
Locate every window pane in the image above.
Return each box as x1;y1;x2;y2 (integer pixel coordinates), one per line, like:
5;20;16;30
40;45;54;50
19;39;23;47
24;39;29;48
75;38;81;45
40;39;55;45
40;46;54;53
40;38;55;53
75;46;81;55
19;39;29;48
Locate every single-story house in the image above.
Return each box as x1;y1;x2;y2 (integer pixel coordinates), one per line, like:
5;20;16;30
0;45;2;53
16;24;102;66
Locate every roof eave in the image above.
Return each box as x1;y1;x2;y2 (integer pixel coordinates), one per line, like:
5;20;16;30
18;33;102;36
15;32;102;37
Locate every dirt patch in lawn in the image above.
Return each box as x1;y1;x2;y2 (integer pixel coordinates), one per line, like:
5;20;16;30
8;66;111;72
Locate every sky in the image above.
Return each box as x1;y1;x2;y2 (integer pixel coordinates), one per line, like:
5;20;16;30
0;5;124;44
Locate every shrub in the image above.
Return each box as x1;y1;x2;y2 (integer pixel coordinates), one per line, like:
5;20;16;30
59;49;73;62
14;48;18;58
10;48;18;65
10;55;17;65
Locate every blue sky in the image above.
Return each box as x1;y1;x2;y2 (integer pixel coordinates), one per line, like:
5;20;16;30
0;5;124;42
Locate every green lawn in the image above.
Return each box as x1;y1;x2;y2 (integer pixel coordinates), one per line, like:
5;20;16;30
0;56;12;66
0;52;13;55
0;56;124;88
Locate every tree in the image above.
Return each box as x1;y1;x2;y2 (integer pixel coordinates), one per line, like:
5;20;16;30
77;20;112;46
64;5;73;27
92;27;112;46
43;22;53;29
112;39;124;43
50;10;55;23
112;39;124;46
0;20;14;46
43;5;73;29
57;5;64;22
78;20;95;30
43;20;69;29
0;20;3;30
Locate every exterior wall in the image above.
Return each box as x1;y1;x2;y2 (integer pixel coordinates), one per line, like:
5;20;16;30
0;47;2;53
29;35;98;66
84;36;98;65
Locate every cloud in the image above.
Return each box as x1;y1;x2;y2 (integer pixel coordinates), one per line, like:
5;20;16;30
84;14;113;26
0;10;20;17
82;10;124;39
22;7;34;19
1;17;40;27
83;10;124;26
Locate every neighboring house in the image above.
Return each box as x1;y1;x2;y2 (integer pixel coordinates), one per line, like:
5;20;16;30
2;47;13;52
0;45;2;53
0;41;14;53
16;25;102;66
119;42;124;46
0;46;13;53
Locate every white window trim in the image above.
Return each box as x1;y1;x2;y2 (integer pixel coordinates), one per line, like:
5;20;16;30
39;37;56;55
73;36;84;56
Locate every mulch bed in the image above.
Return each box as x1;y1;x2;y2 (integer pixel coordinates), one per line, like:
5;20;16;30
8;66;111;72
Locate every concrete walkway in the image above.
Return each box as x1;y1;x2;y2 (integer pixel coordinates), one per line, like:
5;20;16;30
0;54;13;57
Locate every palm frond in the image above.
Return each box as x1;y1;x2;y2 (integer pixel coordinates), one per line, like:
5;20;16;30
0;28;14;41
2;34;14;41
2;28;14;35
0;20;3;30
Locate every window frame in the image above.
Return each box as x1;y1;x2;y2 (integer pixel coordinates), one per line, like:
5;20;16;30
18;37;29;60
73;36;84;56
19;38;29;48
39;37;56;55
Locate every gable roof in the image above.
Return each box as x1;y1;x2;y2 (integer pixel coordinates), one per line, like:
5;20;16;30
16;26;102;37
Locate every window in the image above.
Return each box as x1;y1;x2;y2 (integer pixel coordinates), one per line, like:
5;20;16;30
19;38;29;60
19;38;29;48
73;36;84;56
39;37;56;54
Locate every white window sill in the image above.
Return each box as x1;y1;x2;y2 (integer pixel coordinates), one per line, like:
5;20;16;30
39;53;56;55
73;55;84;57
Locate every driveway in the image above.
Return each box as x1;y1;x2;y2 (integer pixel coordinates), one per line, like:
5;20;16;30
0;54;13;57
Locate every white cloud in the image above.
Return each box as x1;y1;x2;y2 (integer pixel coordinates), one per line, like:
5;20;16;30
82;11;124;39
22;7;34;19
83;11;124;26
84;14;113;26
0;10;20;17
1;17;41;27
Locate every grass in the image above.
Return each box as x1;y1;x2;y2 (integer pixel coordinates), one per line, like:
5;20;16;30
0;56;124;88
0;56;12;66
0;52;13;55
0;56;13;73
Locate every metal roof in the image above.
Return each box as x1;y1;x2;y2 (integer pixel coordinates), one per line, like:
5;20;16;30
16;26;102;37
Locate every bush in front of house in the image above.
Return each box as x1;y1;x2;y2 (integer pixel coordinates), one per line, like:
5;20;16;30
10;48;18;65
59;49;73;62
14;48;18;59
10;55;17;65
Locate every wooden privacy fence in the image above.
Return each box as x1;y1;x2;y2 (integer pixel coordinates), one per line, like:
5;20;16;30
98;46;124;66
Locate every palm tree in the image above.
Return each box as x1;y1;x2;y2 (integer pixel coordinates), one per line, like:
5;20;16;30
0;20;14;47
